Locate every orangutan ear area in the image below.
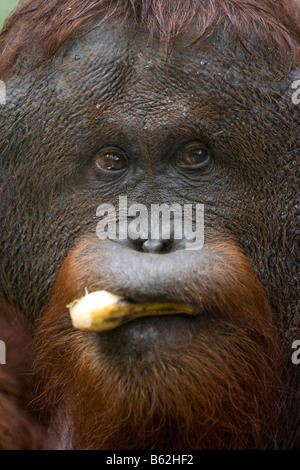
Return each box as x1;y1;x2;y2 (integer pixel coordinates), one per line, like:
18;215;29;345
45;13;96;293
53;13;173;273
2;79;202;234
0;0;299;452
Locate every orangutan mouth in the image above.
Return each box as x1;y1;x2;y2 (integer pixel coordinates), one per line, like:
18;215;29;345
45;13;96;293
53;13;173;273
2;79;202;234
68;290;195;332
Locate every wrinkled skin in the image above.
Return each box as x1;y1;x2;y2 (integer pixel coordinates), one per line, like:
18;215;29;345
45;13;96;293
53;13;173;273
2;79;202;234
1;24;298;323
0;21;299;449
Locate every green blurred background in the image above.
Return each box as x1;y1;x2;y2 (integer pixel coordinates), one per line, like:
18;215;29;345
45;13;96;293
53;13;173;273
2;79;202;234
0;0;20;31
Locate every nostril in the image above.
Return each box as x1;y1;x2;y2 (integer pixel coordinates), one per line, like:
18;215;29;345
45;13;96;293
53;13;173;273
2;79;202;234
142;239;165;253
116;237;182;253
141;238;177;253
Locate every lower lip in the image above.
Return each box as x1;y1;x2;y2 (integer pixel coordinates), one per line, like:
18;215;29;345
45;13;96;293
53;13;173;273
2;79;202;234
93;313;208;359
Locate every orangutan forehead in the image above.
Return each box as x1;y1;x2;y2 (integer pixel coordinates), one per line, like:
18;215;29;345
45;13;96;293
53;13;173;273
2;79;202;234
52;26;210;136
58;24;208;94
52;23;293;120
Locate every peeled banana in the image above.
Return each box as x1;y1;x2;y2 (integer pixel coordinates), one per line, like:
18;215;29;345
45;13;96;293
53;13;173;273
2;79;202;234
67;290;194;332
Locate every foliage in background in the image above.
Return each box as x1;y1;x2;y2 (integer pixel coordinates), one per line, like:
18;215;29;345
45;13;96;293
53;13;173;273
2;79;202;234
0;1;20;31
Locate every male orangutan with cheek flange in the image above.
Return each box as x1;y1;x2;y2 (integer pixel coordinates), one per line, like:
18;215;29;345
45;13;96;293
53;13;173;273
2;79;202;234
0;0;299;450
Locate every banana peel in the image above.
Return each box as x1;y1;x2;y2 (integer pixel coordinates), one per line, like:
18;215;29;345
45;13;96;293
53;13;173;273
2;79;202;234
67;290;194;332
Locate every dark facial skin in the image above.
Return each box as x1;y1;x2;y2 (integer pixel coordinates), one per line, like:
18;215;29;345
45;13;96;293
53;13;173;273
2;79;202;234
0;16;299;449
1;22;298;335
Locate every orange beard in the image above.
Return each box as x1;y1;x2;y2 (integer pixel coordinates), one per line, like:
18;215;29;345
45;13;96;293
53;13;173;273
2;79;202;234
0;303;45;450
31;240;285;450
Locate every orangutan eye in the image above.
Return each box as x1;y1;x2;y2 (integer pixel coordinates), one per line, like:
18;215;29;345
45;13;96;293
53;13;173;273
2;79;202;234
96;149;127;172
177;145;210;169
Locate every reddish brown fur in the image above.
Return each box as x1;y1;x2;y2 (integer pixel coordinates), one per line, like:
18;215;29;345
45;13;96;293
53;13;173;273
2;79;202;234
0;0;300;77
0;302;45;450
31;240;286;449
0;0;299;450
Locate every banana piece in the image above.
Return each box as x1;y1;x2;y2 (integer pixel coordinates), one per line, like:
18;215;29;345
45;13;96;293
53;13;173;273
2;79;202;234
67;290;194;332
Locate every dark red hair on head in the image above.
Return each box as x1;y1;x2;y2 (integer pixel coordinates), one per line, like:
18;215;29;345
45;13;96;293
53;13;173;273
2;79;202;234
0;0;300;77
